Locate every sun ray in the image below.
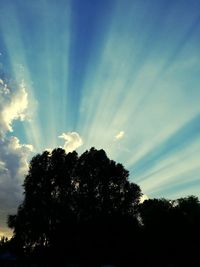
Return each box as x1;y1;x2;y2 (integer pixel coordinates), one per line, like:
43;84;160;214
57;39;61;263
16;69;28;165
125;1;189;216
0;0;199;201
0;5;41;151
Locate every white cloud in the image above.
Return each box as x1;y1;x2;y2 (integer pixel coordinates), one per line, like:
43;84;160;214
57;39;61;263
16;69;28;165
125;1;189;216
114;131;125;140
0;135;33;236
59;132;83;153
0;76;33;237
0;80;28;133
0;135;33;186
140;194;149;203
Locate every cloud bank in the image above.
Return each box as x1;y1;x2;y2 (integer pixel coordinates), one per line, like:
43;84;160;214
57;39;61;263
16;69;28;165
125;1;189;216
0;77;33;237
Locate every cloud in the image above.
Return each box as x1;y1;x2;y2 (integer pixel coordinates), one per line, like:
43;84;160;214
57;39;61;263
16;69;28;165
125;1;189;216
59;132;83;153
0;76;33;237
114;131;125;140
140;194;149;203
0;135;33;186
0;135;33;236
0;79;28;133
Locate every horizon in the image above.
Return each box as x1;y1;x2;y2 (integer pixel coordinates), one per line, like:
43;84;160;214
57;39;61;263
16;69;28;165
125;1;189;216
0;0;200;237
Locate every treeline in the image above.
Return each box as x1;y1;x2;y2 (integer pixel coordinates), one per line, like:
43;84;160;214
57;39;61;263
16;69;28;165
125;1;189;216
1;148;199;266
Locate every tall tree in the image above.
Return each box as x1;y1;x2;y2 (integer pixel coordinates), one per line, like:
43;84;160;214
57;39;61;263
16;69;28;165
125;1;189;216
8;147;142;264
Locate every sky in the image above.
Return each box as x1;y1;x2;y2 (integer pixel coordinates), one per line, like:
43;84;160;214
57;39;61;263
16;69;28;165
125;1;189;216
0;0;200;237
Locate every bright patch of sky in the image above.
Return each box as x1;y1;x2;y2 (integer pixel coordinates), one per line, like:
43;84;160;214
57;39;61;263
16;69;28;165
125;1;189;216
0;0;200;236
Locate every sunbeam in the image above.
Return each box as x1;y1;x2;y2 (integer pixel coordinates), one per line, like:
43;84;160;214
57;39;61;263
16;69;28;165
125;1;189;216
0;0;200;236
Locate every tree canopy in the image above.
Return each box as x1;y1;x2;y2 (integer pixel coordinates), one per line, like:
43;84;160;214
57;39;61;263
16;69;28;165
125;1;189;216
6;147;200;266
8;147;142;264
139;196;200;266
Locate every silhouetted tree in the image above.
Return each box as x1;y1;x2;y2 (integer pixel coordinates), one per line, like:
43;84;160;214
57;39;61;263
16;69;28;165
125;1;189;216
0;236;8;252
8;147;142;265
139;196;200;266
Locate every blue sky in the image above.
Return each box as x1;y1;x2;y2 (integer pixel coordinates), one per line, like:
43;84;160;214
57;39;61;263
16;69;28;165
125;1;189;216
0;0;200;236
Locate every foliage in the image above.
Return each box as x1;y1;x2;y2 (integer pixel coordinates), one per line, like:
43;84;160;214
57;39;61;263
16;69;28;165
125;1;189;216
139;196;200;266
8;147;142;263
7;147;200;266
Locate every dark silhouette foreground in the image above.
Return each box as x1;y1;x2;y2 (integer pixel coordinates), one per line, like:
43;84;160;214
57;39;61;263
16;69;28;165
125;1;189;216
1;148;200;266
